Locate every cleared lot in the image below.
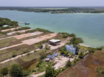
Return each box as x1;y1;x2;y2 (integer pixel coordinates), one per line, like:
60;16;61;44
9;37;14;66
1;27;21;32
7;29;32;35
53;56;74;70
22;33;57;45
13;31;43;39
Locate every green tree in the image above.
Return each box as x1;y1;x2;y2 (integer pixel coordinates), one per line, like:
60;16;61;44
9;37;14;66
69;52;73;58
10;64;23;77
64;51;70;56
89;48;95;53
75;45;79;55
1;68;8;76
66;60;71;67
45;65;54;77
79;52;84;59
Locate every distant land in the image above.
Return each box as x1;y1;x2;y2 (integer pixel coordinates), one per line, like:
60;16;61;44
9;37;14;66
0;7;104;13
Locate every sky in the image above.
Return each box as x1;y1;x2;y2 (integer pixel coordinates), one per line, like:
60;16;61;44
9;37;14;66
0;0;104;7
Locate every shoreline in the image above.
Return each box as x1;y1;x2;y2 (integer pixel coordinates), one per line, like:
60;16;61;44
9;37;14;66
79;43;97;48
1;10;104;14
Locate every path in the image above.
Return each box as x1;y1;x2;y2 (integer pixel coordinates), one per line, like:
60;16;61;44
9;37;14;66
22;33;57;45
0;43;24;51
30;72;45;77
0;50;33;64
0;31;42;40
0;33;56;51
1;27;21;32
0;36;13;40
7;29;33;35
0;45;44;64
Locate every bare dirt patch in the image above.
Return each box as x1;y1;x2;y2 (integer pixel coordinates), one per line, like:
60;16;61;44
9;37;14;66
22;33;57;45
13;31;43;39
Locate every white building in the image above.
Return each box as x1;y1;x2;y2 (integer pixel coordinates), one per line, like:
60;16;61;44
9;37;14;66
49;39;61;46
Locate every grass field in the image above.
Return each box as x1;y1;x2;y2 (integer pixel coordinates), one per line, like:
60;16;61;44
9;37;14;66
58;50;104;77
0;44;35;61
0;32;45;48
0;37;21;48
0;49;52;70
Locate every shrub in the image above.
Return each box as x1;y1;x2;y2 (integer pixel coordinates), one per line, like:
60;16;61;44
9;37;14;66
40;55;46;60
10;64;23;77
16;32;21;35
22;70;30;76
1;68;8;75
79;52;84;59
96;67;104;77
12;51;17;57
66;60;71;67
0;74;3;77
89;48;95;53
45;65;54;77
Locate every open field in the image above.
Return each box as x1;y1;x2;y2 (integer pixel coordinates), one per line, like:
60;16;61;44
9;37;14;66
0;37;21;48
0;44;35;61
13;31;43;39
0;49;52;70
58;50;104;77
0;33;57;62
22;33;57;45
7;29;32;35
0;31;43;49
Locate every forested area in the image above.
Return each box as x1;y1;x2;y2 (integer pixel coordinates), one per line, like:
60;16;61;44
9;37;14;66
0;18;18;27
1;7;104;13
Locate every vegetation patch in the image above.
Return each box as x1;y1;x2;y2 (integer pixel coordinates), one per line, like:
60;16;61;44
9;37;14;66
58;51;104;77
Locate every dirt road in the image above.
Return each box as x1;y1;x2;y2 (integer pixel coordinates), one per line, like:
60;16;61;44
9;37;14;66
30;72;45;77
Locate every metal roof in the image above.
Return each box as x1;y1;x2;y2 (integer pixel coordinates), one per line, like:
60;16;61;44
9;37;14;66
49;39;61;43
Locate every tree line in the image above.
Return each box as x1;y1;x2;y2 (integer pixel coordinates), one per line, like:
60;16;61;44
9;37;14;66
0;17;18;27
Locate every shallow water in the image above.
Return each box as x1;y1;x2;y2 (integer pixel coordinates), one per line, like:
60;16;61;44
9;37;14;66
0;10;104;47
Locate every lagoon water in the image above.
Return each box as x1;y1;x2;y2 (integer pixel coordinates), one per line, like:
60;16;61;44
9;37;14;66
0;10;104;47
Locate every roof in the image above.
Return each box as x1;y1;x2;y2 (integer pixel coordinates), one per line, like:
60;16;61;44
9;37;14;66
45;58;50;61
3;25;9;27
65;44;75;50
53;52;58;56
49;39;61;43
47;55;54;59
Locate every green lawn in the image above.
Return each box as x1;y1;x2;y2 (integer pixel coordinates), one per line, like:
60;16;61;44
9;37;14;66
36;61;52;73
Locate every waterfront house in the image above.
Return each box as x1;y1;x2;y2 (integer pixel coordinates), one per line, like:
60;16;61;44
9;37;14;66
65;44;76;55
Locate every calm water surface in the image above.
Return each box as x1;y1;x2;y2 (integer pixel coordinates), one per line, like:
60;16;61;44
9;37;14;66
0;10;104;47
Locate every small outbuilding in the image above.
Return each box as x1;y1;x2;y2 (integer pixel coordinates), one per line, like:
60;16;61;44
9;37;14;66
3;25;9;27
45;58;50;62
49;39;61;46
47;55;54;60
53;52;58;57
65;44;76;55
